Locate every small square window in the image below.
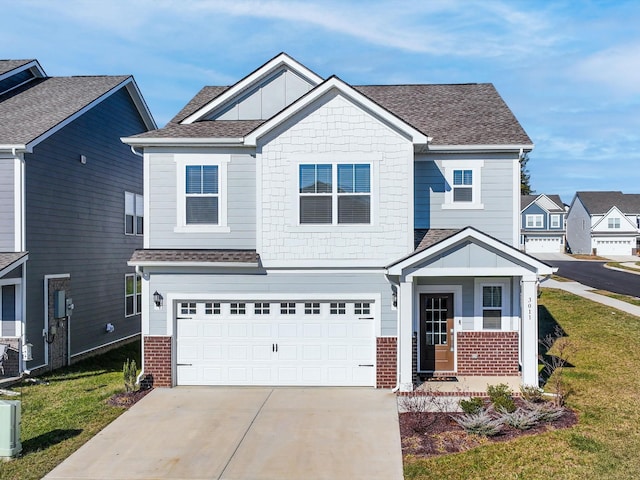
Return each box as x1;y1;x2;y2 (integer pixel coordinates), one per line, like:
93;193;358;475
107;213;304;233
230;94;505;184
205;302;220;315
305;302;320;314
230;302;246;315
180;302;196;315
354;302;370;315
330;302;346;315
280;302;296;314
255;302;270;315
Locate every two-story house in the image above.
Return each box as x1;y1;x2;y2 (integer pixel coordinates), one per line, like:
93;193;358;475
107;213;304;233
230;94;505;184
520;194;566;253
124;54;552;392
566;191;640;256
0;59;155;377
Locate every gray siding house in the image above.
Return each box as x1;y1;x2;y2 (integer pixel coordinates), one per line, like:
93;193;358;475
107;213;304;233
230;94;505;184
124;54;552;392
520;194;566;253
0;59;155;377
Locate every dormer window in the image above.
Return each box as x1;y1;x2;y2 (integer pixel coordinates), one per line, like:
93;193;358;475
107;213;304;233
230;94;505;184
608;218;621;229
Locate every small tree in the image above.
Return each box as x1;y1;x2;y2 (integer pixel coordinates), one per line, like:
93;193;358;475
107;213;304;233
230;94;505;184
520;153;534;195
539;326;576;406
123;358;137;393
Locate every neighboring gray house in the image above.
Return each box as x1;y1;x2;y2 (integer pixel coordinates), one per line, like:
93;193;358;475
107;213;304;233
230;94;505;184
566;191;640;256
124;53;552;392
0;59;155;377
520;194;566;253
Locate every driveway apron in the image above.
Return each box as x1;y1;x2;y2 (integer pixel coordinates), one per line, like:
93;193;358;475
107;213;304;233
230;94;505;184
44;387;403;480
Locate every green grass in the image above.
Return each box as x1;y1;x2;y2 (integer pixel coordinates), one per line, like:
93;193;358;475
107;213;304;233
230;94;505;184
405;288;640;479
0;341;140;480
589;289;640;307
606;262;640;273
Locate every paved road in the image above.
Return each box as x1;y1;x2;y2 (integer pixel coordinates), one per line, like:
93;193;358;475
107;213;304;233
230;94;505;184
545;260;640;297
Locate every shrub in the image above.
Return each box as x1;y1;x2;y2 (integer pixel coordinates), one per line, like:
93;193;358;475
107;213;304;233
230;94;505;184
459;397;484;415
123;358;137;393
500;408;539;430
519;385;545;403
525;400;565;423
487;383;516;413
453;409;504;436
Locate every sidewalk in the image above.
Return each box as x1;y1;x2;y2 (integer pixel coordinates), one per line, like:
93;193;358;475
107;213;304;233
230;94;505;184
541;278;640;317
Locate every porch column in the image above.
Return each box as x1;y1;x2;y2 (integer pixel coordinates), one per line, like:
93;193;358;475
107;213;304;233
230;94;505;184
398;278;414;392
520;275;539;386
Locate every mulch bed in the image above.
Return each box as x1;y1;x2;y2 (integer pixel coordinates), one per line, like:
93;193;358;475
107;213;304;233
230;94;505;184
399;404;578;458
107;388;153;408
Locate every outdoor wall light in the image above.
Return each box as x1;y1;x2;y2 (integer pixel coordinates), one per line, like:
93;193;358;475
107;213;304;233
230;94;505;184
153;291;163;308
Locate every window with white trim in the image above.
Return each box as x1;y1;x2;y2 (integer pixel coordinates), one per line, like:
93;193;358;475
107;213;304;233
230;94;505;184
125;273;141;317
442;161;483;209
299;163;371;224
474;279;510;331
526;214;544;228
608;217;621;229
125;192;143;235
550;214;561;228
481;286;502;329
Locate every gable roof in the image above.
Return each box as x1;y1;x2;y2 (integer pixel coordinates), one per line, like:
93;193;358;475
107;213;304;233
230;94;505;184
521;194;564;213
0;63;156;152
0;251;28;278
125;54;532;149
575;191;640;215
0;60;38;76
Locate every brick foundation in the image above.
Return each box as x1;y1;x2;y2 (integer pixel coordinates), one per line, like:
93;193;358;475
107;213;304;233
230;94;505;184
376;337;397;388
456;331;519;376
143;336;172;387
0;338;20;377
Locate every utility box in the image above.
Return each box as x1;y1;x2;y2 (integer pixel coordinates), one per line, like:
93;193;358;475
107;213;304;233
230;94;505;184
54;290;66;319
0;400;21;458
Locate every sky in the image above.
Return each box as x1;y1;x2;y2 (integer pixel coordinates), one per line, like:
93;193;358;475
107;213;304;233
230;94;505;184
3;0;639;202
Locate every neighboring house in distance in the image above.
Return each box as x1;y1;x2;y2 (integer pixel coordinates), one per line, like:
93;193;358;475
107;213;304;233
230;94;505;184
566;191;640;256
520;194;566;253
124;53;553;392
0;59;155;377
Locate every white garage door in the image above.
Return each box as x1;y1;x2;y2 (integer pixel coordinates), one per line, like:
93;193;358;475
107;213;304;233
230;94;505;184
525;236;562;253
595;239;632;256
175;300;375;386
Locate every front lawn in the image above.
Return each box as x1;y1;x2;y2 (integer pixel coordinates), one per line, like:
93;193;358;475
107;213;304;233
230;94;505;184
405;288;640;479
0;341;141;480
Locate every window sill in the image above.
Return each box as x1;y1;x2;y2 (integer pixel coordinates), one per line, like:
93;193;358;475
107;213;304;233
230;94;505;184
174;225;231;233
441;203;484;210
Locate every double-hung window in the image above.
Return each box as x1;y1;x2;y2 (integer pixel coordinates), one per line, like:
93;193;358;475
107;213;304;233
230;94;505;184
299;163;371;224
526;214;544;228
452;169;473;202
125;192;143;235
125;273;141;317
186;165;219;224
442;160;483;209
550;214;561;228
474;279;510;331
481;286;502;329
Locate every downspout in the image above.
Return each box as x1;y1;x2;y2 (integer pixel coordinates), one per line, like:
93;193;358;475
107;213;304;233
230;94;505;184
130;146;144;158
134;265;145;385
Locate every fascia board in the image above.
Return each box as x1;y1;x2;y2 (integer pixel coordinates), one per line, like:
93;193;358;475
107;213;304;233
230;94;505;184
181;53;324;124
0;60;46;83
0;144;27;153
427;144;534;152
127;260;258;268
121;137;245;147
124;79;157;131
244;77;430;146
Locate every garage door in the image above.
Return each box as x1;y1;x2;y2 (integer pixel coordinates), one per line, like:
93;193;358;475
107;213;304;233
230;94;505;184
525;236;562;253
595;239;632;256
175;300;375;386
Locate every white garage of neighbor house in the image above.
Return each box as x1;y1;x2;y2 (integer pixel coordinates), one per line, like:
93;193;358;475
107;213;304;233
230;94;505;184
520;194;566;254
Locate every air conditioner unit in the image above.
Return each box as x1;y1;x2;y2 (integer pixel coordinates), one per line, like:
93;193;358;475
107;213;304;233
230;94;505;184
0;400;21;457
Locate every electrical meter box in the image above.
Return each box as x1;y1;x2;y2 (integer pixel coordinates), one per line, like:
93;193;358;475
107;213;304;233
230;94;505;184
54;290;66;319
0;400;21;457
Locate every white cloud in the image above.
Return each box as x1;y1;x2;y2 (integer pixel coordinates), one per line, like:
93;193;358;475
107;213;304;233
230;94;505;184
574;43;640;94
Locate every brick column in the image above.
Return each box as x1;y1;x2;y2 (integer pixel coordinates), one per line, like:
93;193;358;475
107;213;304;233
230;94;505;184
376;337;397;388
143;336;172;387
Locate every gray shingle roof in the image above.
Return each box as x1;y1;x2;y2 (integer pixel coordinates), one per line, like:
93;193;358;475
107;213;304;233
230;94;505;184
137;120;264;139
0;75;130;145
576;191;640;215
0;60;34;76
131;75;531;146
521;194;564;212
0;252;28;271
414;228;462;251
129;249;260;264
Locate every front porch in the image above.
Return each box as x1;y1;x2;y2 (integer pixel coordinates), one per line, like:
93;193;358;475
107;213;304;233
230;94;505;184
412;375;522;397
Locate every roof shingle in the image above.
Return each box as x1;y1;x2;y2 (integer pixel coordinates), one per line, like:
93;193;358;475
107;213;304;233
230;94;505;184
576;191;640;215
129;249;260;264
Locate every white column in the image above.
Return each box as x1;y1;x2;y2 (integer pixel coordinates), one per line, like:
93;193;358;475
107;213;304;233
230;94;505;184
520;276;539;386
398;278;414;392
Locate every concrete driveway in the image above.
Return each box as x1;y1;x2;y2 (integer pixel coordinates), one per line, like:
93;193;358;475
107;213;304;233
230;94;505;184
44;387;403;480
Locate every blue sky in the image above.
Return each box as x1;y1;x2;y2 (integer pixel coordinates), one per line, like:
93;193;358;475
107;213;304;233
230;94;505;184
4;0;639;201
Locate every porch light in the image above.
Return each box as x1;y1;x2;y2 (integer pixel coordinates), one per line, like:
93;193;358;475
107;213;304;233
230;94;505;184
153;291;163;308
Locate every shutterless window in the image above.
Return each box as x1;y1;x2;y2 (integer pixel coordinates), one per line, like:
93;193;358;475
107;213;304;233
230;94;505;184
526;214;543;228
608;218;621;229
330;302;346;315
254;302;270;315
337;164;370;223
186;165;219;224
280;302;296;314
550;214;561;228
299;164;332;224
125;273;141;317
482;286;502;329
180;302;196;315
452;169;473;202
125;192;143;235
205;302;221;315
304;302;320;314
354;302;370;315
230;303;246;315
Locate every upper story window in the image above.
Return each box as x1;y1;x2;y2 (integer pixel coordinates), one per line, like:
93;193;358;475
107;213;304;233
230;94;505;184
526;214;544;228
299;163;371;224
608;218;621;229
550;214;561;228
175;154;230;233
442;160;484;210
125;192;143;235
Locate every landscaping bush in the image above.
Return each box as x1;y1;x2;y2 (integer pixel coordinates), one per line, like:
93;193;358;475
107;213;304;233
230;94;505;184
487;383;516;413
500;408;540;430
524;400;565;423
459;397;484;415
519;385;545;403
453;409;504;436
123;358;137;393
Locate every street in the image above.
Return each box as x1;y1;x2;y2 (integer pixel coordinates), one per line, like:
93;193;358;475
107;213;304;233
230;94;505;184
544;260;640;298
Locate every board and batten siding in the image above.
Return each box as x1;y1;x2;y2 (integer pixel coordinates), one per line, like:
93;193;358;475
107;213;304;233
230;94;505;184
24;86;148;367
0;157;16;251
146;270;397;337
258;91;414;265
146;149;256;250
414;154;518;245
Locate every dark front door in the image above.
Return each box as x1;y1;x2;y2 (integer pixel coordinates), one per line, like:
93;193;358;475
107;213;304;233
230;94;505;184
419;293;454;372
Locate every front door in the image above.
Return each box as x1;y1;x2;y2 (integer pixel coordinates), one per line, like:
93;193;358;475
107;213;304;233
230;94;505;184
419;293;454;372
